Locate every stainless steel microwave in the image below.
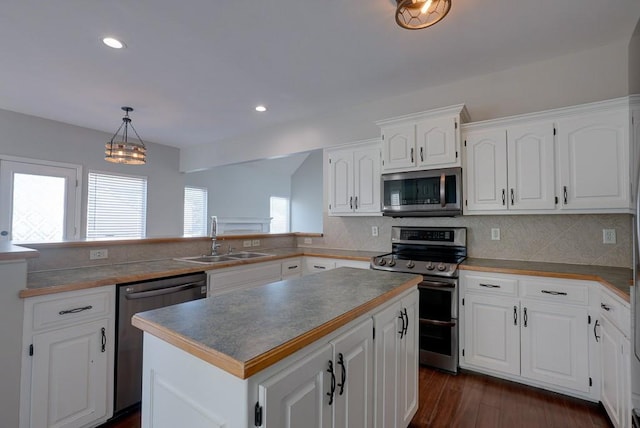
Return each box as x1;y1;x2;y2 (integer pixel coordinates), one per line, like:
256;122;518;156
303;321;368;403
381;167;463;217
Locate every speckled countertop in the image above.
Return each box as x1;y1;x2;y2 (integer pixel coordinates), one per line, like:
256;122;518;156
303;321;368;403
461;258;633;302
132;267;421;379
21;248;379;298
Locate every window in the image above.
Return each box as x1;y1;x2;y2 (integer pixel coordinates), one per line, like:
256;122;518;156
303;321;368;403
87;172;147;238
270;196;290;234
184;186;208;236
0;158;81;242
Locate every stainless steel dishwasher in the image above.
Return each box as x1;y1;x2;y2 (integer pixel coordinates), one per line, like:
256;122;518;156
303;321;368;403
115;272;207;415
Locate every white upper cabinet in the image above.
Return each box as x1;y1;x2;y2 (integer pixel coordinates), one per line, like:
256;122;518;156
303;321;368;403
557;108;630;210
464;129;508;211
464;96;638;215
377;104;469;173
327;139;381;216
464;122;555;213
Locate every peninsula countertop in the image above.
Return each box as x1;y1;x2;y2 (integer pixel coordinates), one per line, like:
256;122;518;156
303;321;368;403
132;267;421;379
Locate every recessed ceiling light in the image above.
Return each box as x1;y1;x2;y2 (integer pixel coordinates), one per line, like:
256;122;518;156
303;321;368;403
102;37;125;49
255;105;267;112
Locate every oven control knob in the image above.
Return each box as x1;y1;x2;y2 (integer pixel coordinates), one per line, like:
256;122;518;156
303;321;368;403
377;258;386;266
388;259;396;267
437;263;447;271
406;260;415;269
425;262;435;270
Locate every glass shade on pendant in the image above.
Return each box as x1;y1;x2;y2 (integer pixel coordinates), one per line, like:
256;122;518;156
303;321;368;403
395;0;451;30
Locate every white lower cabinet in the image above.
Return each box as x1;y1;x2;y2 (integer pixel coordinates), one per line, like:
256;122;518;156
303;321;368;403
260;318;374;428
20;286;115;428
373;290;418;428
460;271;594;400
597;292;631;428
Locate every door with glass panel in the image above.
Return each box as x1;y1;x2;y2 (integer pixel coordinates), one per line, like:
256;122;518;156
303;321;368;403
0;159;80;241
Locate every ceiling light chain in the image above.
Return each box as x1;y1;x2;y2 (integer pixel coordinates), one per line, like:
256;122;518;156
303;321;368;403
105;106;147;165
395;0;451;30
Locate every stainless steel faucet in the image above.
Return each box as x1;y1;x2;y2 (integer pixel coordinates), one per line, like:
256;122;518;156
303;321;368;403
210;216;221;255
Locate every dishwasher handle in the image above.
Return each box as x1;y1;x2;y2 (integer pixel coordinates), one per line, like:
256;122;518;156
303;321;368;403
124;281;205;300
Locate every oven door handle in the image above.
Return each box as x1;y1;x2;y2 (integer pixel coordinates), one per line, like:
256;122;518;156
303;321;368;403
419;281;455;289
440;173;446;207
420;319;457;327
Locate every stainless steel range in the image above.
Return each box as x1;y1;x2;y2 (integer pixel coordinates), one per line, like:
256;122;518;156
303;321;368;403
371;226;466;373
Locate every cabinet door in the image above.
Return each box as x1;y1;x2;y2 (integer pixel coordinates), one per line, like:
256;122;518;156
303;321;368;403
31;319;109;428
260;344;333;428
507;122;556;210
557;110;630;210
381;123;416;171
373;301;401;428
397;291;419;427
353;147;381;213
329;149;355;214
464;129;508;211
463;294;520;376
332;319;374;428
416;116;458;168
600;316;624;428
520;301;590;392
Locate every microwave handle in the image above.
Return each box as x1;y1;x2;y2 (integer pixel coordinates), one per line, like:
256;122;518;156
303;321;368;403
440;173;446;207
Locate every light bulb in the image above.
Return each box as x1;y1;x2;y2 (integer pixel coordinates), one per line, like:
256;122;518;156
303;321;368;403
420;0;433;14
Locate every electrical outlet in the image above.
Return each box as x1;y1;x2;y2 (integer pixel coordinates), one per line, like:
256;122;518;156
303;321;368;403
243;240;252;248
252;239;260;247
89;249;108;260
303;237;312;244
603;229;616;244
372;226;379;237
491;228;500;241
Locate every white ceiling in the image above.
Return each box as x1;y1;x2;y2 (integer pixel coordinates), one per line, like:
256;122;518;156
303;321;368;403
1;0;639;149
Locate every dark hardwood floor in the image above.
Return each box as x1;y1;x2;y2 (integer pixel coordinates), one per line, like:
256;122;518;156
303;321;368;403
102;367;612;428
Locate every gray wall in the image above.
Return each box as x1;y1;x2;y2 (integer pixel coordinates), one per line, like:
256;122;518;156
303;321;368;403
0;109;184;237
181;39;631;171
630;18;640;94
291;150;323;233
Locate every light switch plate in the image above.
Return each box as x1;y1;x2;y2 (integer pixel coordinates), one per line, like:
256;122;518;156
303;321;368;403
491;228;500;241
303;237;312;244
252;239;260;247
243;240;252;248
372;226;379;237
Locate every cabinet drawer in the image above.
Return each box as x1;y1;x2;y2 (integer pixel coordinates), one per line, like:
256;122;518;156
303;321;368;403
281;258;302;277
304;257;336;274
599;291;630;337
31;288;113;332
464;273;518;296
520;279;588;306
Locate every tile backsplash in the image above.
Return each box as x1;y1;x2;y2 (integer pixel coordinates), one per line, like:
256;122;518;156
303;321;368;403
301;214;633;268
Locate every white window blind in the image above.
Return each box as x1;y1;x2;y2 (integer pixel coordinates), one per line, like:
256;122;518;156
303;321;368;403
270;196;290;234
87;172;147;238
184;186;208;236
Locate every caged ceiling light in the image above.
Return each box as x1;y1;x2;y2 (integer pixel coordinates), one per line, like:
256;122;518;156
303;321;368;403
395;0;451;30
105;106;147;165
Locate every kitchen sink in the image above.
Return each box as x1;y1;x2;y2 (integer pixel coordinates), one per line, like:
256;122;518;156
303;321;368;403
176;252;272;264
176;255;237;264
228;252;272;259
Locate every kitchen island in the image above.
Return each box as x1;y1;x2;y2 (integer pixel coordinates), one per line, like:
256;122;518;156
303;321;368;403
132;267;421;428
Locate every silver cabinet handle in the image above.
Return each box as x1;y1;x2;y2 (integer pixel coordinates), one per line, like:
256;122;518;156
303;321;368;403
479;283;501;289
101;327;106;353
420;147;424;162
287;265;299;270
349;196;353;209
513;306;518;325
510;188;515;205
563;186;568;204
410;147;414;163
355;196;358;209
594;319;600;342
502;189;506;206
314;265;326;269
523;307;528;327
601;303;611;311
541;290;567;296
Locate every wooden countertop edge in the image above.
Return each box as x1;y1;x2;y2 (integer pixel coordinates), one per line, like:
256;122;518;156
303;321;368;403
460;265;631;303
132;276;421;380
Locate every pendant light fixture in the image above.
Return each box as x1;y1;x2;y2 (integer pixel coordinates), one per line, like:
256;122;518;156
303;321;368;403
395;0;451;30
105;106;147;165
